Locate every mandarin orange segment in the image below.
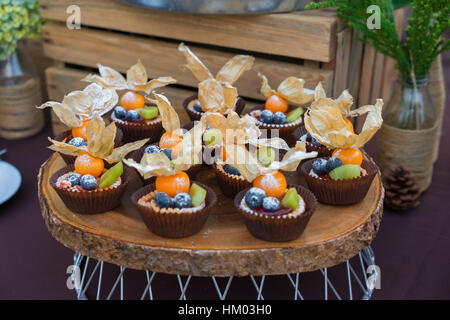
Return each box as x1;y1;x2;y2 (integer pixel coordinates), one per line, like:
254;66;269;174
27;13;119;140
332;148;363;166
155;171;190;197
71;120;89;141
159;132;182;149
74;154;105;177
119;90;145;110
265;94;288;114
344;118;354;133
253;171;287;198
171;142;182;159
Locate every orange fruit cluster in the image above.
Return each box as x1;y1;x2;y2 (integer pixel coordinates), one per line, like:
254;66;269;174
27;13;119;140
332;148;363;166
75;154;105;177
120;90;145;110
265;94;288;114
253;171;287;198
155;171;190;197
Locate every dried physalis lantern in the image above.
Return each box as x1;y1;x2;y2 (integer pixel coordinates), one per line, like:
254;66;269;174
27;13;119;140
178;43;254;119
82;60;177;142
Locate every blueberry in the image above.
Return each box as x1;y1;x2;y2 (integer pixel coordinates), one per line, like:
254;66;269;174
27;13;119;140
68;137;85;147
244;187;266;209
260;110;273;124
272;112;287;125
306;132;312;140
262;196;280;212
310;136;323;147
193;101;202;113
144;145;161;154
125;110;141;122
66;173;81;186
80;174;98;190
114;106;127;119
225;164;240;176
161;148;172;160
312;158;328;175
326;157;343;173
174;193;192;209
154;192;174;209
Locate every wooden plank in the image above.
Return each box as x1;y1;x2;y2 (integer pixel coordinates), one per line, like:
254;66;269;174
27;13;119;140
370;51;386;103
358;45;376;107
39;0;337;62
347;31;364;104
42;22;333;101
332;27;352;97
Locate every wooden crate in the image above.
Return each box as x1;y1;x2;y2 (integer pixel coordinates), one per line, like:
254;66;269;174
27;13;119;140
40;0;355;135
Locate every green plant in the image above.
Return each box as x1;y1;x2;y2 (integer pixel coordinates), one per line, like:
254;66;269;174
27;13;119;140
0;0;44;61
306;0;449;77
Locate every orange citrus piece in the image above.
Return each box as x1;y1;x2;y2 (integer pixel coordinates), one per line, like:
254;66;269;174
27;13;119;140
253;171;287;198
120;90;145;110
332;148;363;166
159;132;182;149
344;118;354;133
265;94;289;114
155;171;190;197
71;120;89;141
74;154;105;177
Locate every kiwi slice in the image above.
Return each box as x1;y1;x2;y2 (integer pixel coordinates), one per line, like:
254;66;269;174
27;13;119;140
257;146;276;167
281;187;300;210
99;161;123;188
189;183;207;207
138;106;159;120
329;164;361;180
286;107;304;123
203;129;222;146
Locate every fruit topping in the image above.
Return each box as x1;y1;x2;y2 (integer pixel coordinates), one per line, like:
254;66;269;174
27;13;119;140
155;171;190;197
244;187;266;209
154;192;174;209
332;148;363;166
225;164;240;176
68;137;87;147
114;106;127;119
312;158;328;175
174;192;192;209
120;90;145;110
325;157;343;173
265;94;288;113
253;171;287;198
138;106;159;120
66;173;81;187
281;187;300;210
193;100;202;113
125;109;142;122
329;164;361;180
71;120;89;141
75;154;105;177
159;132;182;149
273;111;287;124
257;146;276;167
144;145;161;154
161;148;172;160
344;118;354;133
262;196;280;212
99;161;123;189
189;183;207;207
287;107;304;123
80;174;98;190
203;128;223;146
260;109;273;124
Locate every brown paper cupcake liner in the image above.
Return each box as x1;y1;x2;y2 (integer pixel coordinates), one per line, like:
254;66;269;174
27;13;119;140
234;184;317;242
292;126;332;158
213;163;252;198
110;113;163;143
301;158;379;205
50;164;131;214
183;93;246;122
248;104;304;147
54;128;124;165
131;182;217;238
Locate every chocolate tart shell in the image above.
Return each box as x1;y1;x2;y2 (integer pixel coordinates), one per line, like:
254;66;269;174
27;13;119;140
54;128;124;165
213;163;252;198
248;104;304;147
131;182;217;238
234;184;317;242
301;158;379;205
127;143;204;185
292;126;333;158
182;94;246;122
110;114;163;143
50;164;131;214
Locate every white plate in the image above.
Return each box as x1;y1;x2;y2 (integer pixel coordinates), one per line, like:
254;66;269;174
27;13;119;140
0;161;22;205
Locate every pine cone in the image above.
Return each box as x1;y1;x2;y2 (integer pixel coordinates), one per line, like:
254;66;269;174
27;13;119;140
382;165;420;211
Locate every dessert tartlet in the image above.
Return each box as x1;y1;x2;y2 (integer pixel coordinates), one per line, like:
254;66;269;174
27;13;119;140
38;83;120;164
48;116;148;214
248;73;314;146
294;125;332;158
235;184;317;242
301;89;384;205
178;43;253;120
82;60;177;143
